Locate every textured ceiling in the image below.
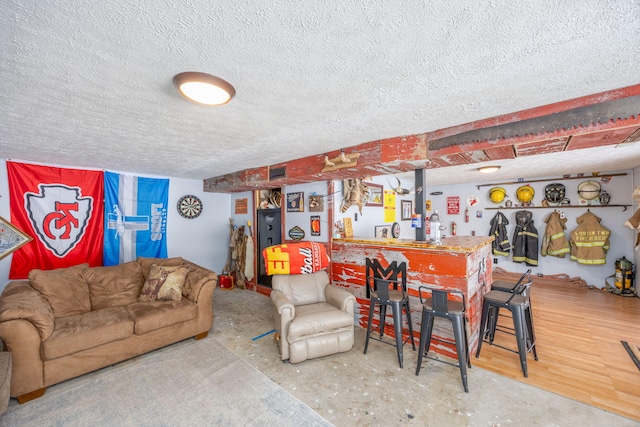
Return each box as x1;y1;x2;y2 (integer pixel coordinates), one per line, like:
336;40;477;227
1;1;640;187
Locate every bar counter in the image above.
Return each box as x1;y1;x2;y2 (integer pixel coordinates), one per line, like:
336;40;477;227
333;235;493;252
331;235;494;358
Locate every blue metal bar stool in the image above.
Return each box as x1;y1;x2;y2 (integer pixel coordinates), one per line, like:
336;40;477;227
475;278;537;377
415;286;471;392
363;258;415;368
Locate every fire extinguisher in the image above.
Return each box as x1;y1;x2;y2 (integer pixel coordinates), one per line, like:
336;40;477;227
451;221;457;236
465;207;469;223
614;256;634;293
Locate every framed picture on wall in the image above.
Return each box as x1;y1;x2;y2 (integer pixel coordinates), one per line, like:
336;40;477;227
401;200;412;220
310;215;321;236
0;216;32;260
366;183;383;207
374;225;392;238
286;192;304;212
234;198;248;214
309;194;324;212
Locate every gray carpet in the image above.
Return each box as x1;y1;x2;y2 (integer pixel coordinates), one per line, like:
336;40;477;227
2;337;332;427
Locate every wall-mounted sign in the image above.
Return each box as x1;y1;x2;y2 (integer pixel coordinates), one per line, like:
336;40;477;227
343;217;353;237
310;216;321;236
234;198;248;214
447;196;460;215
466;195;479;207
288;226;305;240
384;190;396;222
286;192;304;212
309;194;324;212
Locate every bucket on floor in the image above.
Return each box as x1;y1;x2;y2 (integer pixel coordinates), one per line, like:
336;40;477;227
219;275;234;290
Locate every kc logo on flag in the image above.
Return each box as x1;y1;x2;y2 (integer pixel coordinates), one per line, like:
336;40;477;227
26;184;93;257
7;161;104;279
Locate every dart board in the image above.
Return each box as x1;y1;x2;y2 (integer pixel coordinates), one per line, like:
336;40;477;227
177;195;203;219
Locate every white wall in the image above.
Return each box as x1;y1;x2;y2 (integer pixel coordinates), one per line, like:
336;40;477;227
0;160;9;286
166;177;230;274
2;157;635;291
282;182;330;243
334;175;417;240
0;159;230;291
332;170;636;289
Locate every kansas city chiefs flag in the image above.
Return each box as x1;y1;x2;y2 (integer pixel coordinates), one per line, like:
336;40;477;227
103;171;168;266
7;161;104;279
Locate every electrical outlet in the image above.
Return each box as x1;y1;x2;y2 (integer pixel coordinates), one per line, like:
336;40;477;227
493;258;498;264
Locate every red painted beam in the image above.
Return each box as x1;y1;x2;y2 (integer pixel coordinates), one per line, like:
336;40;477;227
567;127;638;150
427;83;640;141
379;134;428;163
203;84;640;193
514;137;568;157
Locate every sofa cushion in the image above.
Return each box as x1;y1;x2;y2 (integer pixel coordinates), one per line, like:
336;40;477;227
127;299;198;335
84;261;144;310
138;264;189;302
137;257;185;280
42;306;133;360
287;303;354;343
28;264;91;317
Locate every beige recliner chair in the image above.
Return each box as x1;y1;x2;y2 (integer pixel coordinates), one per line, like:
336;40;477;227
270;270;355;363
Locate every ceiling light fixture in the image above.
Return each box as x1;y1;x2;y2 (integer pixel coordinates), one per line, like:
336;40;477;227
477;165;501;173
173;72;236;105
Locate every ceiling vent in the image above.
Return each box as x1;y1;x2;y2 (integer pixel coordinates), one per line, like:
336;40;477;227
269;166;286;180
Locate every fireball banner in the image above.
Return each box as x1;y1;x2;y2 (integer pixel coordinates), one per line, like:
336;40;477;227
262;241;329;275
7;161;104;279
103;171;168;266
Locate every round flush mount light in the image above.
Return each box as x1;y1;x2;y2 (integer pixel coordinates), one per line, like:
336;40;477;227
477;165;501;174
173;72;236;105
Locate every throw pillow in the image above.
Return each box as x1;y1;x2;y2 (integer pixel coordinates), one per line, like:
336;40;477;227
138;264;190;302
84;261;145;310
29;264;91;317
137;257;185;280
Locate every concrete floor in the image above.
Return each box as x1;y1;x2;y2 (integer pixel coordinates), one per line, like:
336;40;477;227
211;287;638;427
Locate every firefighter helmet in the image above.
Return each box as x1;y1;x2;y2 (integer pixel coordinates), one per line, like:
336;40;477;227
516;185;535;204
599;190;611;205
544;183;566;204
578;180;601;201
489;187;506;204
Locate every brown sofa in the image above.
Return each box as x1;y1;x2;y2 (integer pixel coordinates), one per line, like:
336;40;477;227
0;257;217;403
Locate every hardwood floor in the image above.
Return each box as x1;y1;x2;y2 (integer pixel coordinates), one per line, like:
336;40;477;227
473;279;640;421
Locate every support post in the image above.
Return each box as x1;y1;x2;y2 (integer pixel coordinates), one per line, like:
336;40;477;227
414;169;426;241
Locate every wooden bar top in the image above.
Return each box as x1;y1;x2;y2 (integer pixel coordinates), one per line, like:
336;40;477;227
333;235;494;253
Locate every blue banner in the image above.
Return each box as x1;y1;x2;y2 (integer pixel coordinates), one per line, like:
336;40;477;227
103;171;168;265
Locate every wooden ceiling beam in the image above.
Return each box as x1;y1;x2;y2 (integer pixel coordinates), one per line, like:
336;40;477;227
203;84;640;193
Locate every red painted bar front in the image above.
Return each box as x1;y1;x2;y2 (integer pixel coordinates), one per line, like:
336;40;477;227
331;236;493;358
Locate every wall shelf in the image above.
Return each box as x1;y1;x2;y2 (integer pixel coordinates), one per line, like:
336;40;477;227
476;173;627;190
485;204;631;211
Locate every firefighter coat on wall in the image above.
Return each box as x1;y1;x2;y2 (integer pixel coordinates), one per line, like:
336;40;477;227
512;210;539;266
569;211;611;264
